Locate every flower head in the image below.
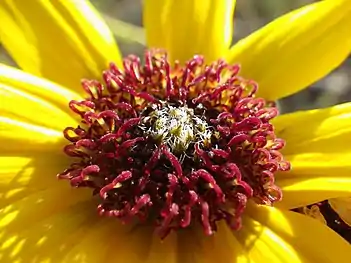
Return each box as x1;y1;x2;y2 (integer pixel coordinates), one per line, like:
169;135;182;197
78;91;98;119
0;0;351;262
58;51;290;238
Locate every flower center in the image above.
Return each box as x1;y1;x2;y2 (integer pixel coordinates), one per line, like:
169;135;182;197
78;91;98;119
140;102;212;153
59;50;290;238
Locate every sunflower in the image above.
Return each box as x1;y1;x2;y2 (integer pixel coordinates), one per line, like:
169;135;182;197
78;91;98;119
1;0;351;262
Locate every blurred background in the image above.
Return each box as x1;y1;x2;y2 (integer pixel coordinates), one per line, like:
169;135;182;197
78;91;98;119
1;0;350;113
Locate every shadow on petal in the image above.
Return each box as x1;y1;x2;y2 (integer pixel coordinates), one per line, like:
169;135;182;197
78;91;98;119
0;139;179;262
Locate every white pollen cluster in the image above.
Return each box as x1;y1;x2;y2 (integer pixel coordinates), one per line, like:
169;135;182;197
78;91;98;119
140;104;212;153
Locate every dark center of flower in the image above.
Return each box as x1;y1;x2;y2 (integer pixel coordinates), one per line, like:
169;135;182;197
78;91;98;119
59;50;290;238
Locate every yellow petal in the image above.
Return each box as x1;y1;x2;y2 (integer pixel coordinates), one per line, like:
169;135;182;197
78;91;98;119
0;187;176;263
83;214;249;263
0;197;102;262
235;203;351;262
0;117;64;154
0;154;67;208
62;218;127;263
0;63;82;114
273;103;351;209
227;0;351;101
0;118;144;260
0;0;122;91
0;116;105;262
143;0;166;50
0;84;77;131
0;82;74;205
176;223;250;263
329;197;351;226
0;130;96;261
0;119;74;208
143;0;236;63
67;225;177;263
276;176;351;210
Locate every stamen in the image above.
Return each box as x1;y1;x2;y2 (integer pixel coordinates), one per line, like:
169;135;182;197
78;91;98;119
59;49;290;238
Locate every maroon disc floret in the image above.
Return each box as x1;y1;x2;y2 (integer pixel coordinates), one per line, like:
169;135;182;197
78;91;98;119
58;50;290;238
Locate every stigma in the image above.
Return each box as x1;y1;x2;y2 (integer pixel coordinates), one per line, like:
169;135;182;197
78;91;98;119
58;50;290;238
